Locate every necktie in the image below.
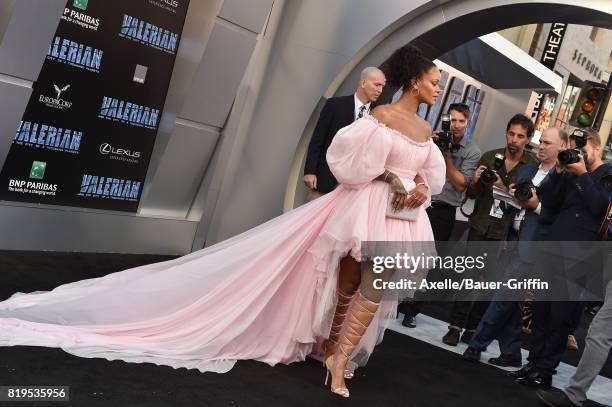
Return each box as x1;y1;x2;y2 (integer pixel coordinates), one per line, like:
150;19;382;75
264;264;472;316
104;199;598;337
358;105;367;119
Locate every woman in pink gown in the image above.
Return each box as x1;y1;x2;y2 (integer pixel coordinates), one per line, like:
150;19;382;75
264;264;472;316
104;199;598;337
0;45;445;397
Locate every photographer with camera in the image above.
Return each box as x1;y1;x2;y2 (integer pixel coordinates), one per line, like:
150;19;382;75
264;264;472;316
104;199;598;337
461;127;568;366
400;103;481;328
432;104;483;240
507;127;569;240
442;113;538;346
512;128;612;389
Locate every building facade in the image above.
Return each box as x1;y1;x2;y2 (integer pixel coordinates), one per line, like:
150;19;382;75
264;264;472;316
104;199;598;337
499;24;612;150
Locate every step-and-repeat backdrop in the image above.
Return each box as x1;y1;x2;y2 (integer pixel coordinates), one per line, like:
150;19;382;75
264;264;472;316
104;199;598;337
0;0;189;212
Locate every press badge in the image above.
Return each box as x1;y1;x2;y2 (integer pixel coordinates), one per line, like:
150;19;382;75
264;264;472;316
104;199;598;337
489;199;504;219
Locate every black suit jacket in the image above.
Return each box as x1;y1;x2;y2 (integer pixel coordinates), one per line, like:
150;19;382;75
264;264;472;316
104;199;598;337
540;163;612;241
500;163;552;264
304;95;356;193
537;163;612;300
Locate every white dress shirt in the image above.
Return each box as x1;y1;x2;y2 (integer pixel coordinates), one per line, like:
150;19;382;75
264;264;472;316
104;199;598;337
354;94;371;120
512;164;550;231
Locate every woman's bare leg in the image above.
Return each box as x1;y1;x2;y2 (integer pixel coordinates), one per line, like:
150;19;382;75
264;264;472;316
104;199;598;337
325;256;361;362
328;261;394;397
337;255;361;295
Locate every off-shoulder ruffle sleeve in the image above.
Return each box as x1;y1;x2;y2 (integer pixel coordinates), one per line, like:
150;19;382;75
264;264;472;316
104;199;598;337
326;117;392;189
419;141;446;206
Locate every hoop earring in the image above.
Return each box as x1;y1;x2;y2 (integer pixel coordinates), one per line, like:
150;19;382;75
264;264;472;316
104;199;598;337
410;87;420;96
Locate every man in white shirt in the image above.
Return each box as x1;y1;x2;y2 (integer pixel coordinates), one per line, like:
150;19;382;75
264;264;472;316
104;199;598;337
510;127;569;234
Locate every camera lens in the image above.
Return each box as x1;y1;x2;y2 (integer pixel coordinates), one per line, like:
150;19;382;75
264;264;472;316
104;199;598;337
480;168;497;185
514;183;533;201
435;132;451;152
601;174;612;190
558;149;580;165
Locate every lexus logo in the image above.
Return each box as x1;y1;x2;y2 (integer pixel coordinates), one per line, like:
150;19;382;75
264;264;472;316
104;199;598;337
99;143;141;159
100;143;112;154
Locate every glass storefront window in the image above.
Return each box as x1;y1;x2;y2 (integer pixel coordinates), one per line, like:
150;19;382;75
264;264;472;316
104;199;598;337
533;93;557;143
555;84;581;129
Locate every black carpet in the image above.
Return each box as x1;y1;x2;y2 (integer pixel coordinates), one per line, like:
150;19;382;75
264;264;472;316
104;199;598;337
0;251;610;407
0;331;608;407
0;251;176;300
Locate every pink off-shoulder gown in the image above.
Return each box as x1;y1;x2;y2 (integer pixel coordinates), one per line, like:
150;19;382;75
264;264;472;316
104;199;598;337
0;114;445;373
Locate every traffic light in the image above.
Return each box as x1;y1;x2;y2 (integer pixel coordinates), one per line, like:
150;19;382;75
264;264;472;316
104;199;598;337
570;81;608;128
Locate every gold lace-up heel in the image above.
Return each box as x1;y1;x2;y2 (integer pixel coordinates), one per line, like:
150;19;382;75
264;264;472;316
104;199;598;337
325;292;380;398
324;290;355;379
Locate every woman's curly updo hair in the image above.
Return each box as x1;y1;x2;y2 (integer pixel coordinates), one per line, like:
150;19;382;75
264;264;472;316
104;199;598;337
386;44;437;89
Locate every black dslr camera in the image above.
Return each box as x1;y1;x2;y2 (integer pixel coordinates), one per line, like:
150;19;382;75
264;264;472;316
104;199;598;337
514;181;535;201
480;153;505;186
600;173;612;190
434;114;460;152
558;129;588;166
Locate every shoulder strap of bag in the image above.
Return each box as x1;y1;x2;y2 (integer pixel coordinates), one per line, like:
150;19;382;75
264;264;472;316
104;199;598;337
599;195;612;240
460;183;477;218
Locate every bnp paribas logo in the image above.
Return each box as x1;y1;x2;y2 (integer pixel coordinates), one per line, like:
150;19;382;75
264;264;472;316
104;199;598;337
29;161;47;180
73;0;88;10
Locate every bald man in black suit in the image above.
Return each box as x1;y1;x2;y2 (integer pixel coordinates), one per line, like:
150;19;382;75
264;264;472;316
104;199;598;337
304;67;386;200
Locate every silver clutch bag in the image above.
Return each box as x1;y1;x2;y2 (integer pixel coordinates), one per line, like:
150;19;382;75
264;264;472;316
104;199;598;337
385;192;418;221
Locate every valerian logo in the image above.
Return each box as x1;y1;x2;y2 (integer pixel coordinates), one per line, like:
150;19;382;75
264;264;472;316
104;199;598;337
13;121;82;154
98;96;159;129
119;14;179;54
47;36;103;73
79;174;141;201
